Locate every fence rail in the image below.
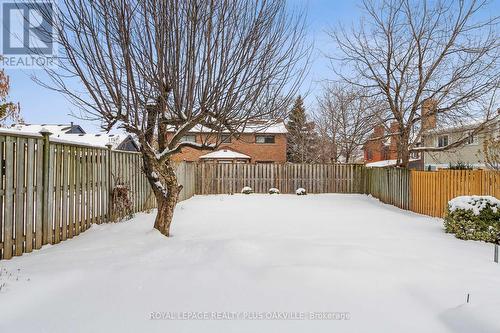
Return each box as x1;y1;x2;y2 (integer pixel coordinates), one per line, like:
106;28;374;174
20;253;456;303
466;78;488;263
195;163;365;194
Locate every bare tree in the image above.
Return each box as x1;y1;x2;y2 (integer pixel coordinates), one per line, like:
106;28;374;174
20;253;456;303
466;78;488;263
0;58;21;125
315;84;377;163
38;0;308;236
481;121;500;170
330;0;499;166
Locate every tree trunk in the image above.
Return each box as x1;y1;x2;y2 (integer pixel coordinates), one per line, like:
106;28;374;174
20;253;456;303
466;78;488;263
142;154;182;237
154;183;179;237
399;135;410;167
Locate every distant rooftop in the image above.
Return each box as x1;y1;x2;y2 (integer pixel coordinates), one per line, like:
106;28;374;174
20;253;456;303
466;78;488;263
10;123;86;135
167;119;287;134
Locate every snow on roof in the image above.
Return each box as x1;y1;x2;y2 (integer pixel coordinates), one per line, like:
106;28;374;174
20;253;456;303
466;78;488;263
167;120;287;134
9;124;84;135
0;127;43;137
0;126;137;151
426;118;499;135
365;159;419;167
52;133;136;150
199;149;251;160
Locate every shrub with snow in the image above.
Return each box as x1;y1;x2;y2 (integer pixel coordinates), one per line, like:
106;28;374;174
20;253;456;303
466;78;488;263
268;188;280;194
296;188;307;195
241;186;253;194
444;196;500;243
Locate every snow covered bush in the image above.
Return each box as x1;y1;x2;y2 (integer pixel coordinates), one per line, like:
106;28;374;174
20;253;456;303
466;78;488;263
444;196;500;243
268;188;280;194
296;188;307;195
241;186;253;194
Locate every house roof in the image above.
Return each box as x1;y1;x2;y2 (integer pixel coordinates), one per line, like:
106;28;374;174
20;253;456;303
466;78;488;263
2;124;138;151
167;120;287;134
10;123;85;135
52;133;139;151
366;159;419;167
425;118;499;135
199;149;251;160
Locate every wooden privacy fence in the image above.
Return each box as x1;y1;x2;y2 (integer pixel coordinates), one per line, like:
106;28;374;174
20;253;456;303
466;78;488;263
0;132;196;260
410;170;500;217
364;168;500;217
195;163;365;194
363;167;411;210
1;135;498;261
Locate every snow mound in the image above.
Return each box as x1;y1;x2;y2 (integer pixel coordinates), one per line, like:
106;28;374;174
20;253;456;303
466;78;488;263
296;188;307;195
241;186;253;194
448;196;500;215
268;188;280;194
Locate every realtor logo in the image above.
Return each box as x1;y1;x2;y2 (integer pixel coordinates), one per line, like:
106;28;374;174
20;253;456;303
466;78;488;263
1;1;57;68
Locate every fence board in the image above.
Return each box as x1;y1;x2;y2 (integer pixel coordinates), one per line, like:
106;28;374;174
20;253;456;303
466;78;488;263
3;137;14;259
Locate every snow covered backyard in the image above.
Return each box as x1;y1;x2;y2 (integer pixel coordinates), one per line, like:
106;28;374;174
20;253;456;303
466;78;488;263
1;194;499;333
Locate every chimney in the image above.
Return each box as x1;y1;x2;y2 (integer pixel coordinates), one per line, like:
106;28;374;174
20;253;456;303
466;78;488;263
422;99;437;131
389;121;400;134
373;124;385;138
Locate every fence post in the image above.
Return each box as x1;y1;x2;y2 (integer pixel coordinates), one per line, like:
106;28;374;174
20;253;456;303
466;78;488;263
495;244;499;263
39;129;52;245
106;144;113;222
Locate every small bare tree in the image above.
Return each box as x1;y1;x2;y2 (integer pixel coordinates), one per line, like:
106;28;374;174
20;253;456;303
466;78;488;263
37;0;308;236
0;59;21;125
315;84;378;163
330;0;499;166
481;122;500;170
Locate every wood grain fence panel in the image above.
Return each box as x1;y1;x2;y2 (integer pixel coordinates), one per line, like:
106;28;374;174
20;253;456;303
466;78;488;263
25;139;35;252
3;137;14;259
34;139;44;249
14;138;25;255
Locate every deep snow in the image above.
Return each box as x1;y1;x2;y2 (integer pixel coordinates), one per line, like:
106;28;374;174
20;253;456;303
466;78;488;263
1;194;499;333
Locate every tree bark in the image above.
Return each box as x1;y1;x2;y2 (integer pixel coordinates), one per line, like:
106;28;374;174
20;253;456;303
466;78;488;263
142;154;182;237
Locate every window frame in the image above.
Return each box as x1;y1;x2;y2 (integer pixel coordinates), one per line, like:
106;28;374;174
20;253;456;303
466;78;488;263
466;132;477;145
255;135;276;144
437;135;449;148
180;134;197;143
221;134;232;143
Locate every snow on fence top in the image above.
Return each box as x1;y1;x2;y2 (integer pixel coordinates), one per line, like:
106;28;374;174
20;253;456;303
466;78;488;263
448;195;500;215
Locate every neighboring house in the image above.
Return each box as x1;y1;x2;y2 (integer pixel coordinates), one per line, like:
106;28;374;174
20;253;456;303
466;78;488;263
363;122;399;164
166;120;287;163
421;119;499;170
363;122;423;168
5;123;139;152
10;122;86;135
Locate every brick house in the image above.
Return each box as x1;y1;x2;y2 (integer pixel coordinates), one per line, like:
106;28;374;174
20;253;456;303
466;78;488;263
363;122;399;163
167;120;287;163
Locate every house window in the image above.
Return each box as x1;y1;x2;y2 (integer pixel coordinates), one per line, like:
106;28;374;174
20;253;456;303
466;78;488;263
180;135;196;143
221;134;232;143
437;135;448;148
466;132;476;145
256;135;275;144
366;150;373;160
